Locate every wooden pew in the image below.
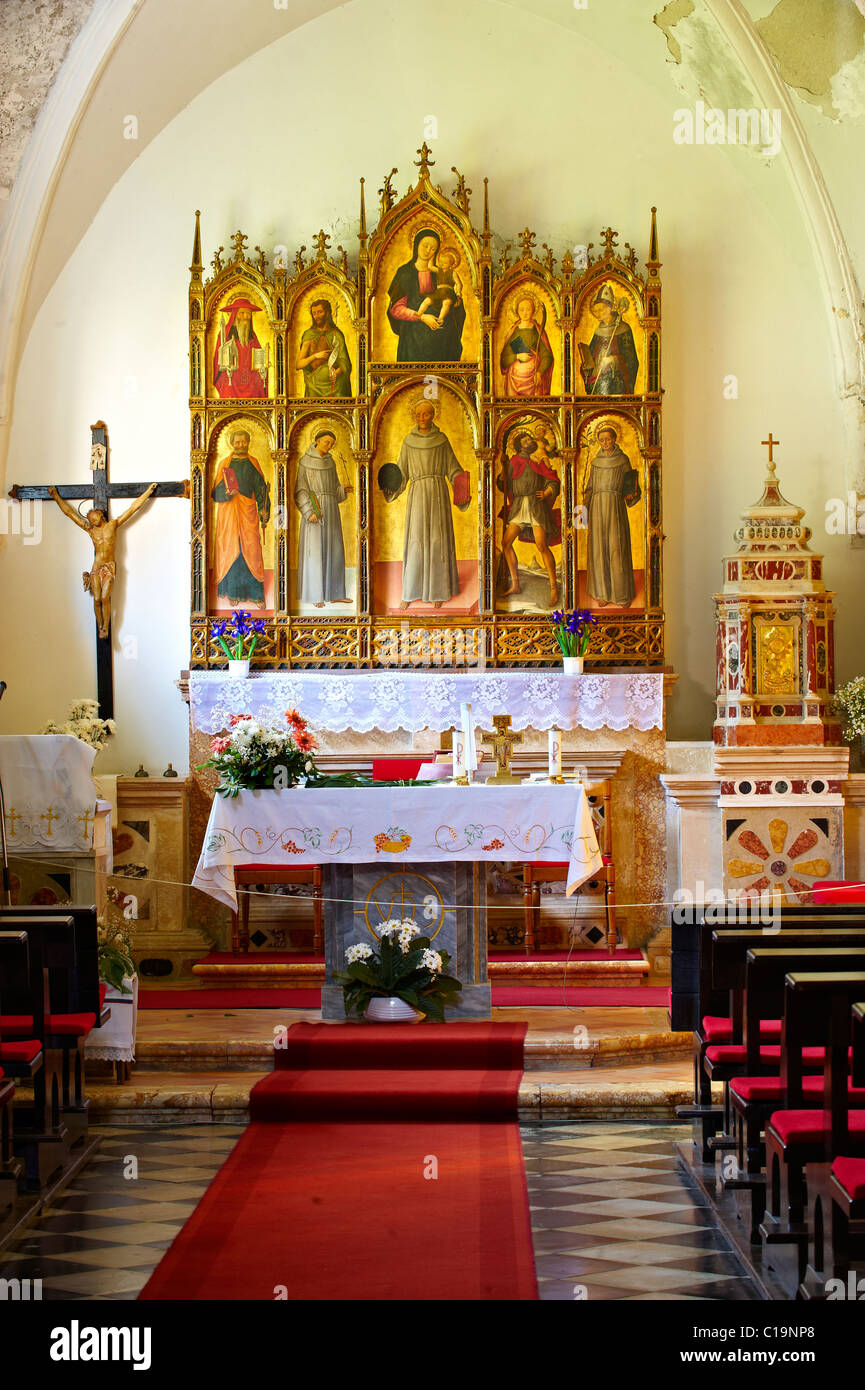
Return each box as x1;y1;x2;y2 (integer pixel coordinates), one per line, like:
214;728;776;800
682;923;865;1159
671;902;865;1034
0;932;28;1217
0;911;103;1145
801;1000;865;1297
760;971;865;1278
0;916;76;1188
721;946;865;1240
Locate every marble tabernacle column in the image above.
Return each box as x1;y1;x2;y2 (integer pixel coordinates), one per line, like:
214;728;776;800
320;861;491;1020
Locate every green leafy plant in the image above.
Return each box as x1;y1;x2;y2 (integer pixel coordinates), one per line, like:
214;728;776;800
835;678;865;741
333;919;462;1023
98;888;136;991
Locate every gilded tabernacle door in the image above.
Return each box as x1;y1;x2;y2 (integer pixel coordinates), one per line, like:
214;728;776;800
188;156;664;668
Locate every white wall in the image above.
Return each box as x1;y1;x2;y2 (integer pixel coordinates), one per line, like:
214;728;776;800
1;0;861;771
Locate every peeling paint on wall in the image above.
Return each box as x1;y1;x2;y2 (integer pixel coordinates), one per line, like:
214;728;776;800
0;0;98;220
756;0;865;118
654;0;696;65
653;0;766;145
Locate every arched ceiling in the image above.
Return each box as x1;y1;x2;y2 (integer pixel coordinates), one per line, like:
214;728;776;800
3;0;865;488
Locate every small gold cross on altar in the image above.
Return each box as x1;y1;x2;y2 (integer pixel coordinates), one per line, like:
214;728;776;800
761;432;780;464
41;807;57;836
481;715;524;785
5;807;20;835
77;808;94;838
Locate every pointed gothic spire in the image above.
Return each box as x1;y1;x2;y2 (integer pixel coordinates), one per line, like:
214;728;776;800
647;206;660;275
190;209;202;274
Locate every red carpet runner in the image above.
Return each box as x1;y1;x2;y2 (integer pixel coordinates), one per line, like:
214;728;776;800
139;1021;537;1301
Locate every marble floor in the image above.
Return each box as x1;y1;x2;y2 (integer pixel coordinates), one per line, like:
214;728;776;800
0;1122;761;1301
524;1123;763;1301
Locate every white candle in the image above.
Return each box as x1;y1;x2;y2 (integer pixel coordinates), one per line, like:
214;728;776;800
460;701;478;772
453;731;466;779
548;727;562;779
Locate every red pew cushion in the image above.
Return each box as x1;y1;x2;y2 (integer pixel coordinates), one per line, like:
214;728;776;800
731;1075;865;1104
702;1016;782;1043
705;1044;826;1066
832;1156;865;1201
99;982;107;1008
812;880;865;905
0;1040;41;1064
768;1110;865;1146
0;1012;96;1039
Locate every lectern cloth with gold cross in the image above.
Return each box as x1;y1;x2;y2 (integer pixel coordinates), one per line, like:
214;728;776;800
0;735;103;851
193;782;603;912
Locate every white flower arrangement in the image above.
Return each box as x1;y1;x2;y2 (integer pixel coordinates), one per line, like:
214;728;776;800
42;698;116;752
835;678;865;741
420;949;443;977
345;942;373;964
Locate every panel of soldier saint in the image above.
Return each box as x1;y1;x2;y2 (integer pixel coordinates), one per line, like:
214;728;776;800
495;417;563;614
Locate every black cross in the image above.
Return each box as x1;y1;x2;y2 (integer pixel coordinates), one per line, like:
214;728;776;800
10;421;188;719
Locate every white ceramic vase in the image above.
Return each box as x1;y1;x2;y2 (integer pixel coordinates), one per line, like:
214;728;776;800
563;656;584;675
365;995;421;1023
227;659;250;679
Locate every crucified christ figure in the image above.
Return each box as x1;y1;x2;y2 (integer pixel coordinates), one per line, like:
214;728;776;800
49;483;157;638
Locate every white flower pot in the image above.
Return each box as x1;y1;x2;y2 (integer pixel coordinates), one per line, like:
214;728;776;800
562;656;584;675
364;995;422;1023
227;659;250;679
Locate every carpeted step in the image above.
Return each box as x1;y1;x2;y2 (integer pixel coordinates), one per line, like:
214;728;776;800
273;1020;525;1071
251;1066;523;1121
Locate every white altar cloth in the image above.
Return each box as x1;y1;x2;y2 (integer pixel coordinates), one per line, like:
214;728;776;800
0;735;101;851
189;669;663;735
192;782;603;911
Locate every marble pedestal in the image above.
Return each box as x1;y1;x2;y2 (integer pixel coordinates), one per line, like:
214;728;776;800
320;861;491;1020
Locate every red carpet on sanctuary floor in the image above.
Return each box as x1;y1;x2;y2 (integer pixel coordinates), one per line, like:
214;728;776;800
139;1021;537;1302
138;985;666;1010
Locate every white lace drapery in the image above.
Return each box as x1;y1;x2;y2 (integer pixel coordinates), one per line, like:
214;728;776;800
189;670;663;735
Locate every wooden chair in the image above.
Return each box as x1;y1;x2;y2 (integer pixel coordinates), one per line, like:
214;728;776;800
232;865;323;956
522;779;616;954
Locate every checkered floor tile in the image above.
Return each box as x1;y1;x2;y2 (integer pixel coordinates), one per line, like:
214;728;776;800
0;1122;762;1300
521;1122;763;1301
0;1126;241;1300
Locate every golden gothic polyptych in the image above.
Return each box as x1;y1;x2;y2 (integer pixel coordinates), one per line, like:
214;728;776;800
188;147;664;667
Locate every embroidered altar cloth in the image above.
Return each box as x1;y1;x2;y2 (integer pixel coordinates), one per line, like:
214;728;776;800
192;782;603;911
0;735;101;851
189;670;663;735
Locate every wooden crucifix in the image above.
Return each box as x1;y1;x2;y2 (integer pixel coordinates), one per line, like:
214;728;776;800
10;421;189;718
480;715;524;785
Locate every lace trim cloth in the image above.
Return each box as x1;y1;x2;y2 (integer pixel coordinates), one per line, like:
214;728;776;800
189;671;663;735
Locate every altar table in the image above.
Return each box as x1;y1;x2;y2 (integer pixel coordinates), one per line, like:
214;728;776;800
188;669;663;735
192;782;603;911
192;781;603;1019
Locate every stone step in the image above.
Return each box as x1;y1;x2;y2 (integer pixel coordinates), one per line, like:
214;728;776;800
116;1024;689;1074
188;955;651;989
83;1062;708;1126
